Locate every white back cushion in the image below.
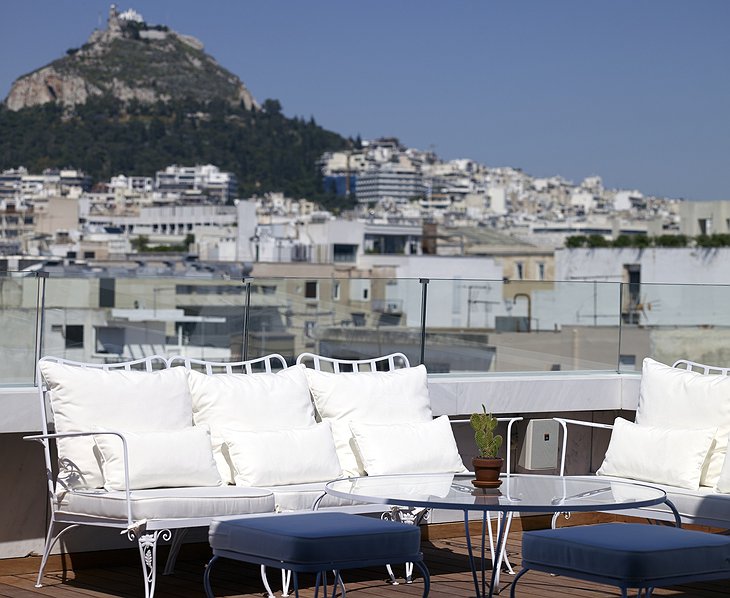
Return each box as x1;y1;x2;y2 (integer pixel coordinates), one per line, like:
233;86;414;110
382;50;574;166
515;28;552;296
39;362;192;489
223;422;342;487
597;417;716;490
187;364;316;483
305;365;433;476
350;415;467;476
636;358;730;486
94;427;221;490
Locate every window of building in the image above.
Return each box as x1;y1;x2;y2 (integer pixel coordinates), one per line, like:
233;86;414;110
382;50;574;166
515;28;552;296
333;244;357;262
698;218;713;235
304;281;318;299
537;262;546;281
65;325;84;349
83;251;95;259
332;282;341;301
99;278;115;308
515;262;524;280
349;279;371;302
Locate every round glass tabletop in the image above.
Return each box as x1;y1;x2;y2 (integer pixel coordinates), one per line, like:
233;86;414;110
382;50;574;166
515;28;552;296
325;473;668;513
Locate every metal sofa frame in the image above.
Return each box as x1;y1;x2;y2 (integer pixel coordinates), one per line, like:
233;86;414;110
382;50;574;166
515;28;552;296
25;353;286;598
554;358;730;528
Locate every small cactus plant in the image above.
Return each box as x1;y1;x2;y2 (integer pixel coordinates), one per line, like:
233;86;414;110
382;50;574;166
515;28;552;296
470;404;503;458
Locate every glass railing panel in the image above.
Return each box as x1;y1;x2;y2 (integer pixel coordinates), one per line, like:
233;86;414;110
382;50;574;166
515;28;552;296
42;275;246;365
424;278;622;373
0;272;39;385
618;282;730;371
248;277;425;366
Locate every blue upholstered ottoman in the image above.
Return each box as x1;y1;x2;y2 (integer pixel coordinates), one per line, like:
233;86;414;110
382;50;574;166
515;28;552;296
511;523;730;597
205;512;429;597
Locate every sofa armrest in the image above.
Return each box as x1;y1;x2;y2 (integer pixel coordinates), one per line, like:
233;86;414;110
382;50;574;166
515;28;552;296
553;418;615;476
25;430;136;527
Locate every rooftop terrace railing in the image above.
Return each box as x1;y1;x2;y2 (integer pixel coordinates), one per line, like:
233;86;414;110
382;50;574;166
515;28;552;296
2;272;730;386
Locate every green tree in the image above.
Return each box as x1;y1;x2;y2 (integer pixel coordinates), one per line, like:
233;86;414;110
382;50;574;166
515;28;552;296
655;234;688;247
586;234;609;248
565;235;587;248
131;235;149;251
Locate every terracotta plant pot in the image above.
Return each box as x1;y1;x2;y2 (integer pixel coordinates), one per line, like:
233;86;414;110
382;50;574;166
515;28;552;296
472;456;504;489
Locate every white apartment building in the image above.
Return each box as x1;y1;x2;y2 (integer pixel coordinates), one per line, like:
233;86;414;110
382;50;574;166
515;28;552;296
679;200;730;236
89;205;238;238
109;174;154;193
355;162;424;205
155;164;237;203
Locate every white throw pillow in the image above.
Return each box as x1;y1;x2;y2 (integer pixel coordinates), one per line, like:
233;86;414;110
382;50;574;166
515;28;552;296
223;422;342;487
39;361;192;489
596;417;716;490
94;427;222;491
636;358;730;487
349;415;467;476
187;365;316;483
305;365;433;476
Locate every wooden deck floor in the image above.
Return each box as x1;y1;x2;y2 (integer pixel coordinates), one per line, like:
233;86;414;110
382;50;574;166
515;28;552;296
1;523;728;597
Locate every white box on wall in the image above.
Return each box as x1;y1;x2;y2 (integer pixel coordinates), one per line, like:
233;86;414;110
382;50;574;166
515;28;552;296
519;419;560;470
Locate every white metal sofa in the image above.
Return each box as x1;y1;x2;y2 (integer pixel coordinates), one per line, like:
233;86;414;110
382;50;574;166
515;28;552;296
26;351;476;597
555;357;730;529
25;354;285;598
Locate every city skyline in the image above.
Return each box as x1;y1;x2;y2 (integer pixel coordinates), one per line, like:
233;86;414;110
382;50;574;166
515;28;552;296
1;0;728;201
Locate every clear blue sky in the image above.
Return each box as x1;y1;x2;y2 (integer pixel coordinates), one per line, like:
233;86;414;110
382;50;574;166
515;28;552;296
1;0;728;200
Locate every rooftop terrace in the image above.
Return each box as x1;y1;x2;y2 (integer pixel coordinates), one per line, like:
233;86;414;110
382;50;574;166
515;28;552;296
2;271;730;594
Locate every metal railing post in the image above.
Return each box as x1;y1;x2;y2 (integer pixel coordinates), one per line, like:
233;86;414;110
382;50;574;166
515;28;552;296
419;278;429;365
242;277;252;362
616;281;624;373
34;271;49;386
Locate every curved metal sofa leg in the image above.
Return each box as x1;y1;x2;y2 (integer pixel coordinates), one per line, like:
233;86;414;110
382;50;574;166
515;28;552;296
162;528;189;575
35;520;79;587
137;529;171;598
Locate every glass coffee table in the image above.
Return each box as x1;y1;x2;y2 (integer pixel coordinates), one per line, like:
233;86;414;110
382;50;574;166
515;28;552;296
325;473;677;597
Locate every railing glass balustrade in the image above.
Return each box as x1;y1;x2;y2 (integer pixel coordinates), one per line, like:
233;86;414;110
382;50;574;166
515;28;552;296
0;272;728;385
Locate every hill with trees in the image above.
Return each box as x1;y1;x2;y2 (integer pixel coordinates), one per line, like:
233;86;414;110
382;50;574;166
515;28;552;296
0;6;353;206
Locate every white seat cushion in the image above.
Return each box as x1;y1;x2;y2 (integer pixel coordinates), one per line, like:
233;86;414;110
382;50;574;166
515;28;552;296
58;486;275;521
39;361;193;489
585;474;730;528
260;481;371;512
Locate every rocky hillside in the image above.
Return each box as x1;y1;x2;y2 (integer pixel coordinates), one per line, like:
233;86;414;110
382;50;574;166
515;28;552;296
0;7;352;203
4;6;256;111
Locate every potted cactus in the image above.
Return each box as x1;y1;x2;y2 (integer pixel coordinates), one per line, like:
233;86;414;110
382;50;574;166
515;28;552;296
470;404;504;488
